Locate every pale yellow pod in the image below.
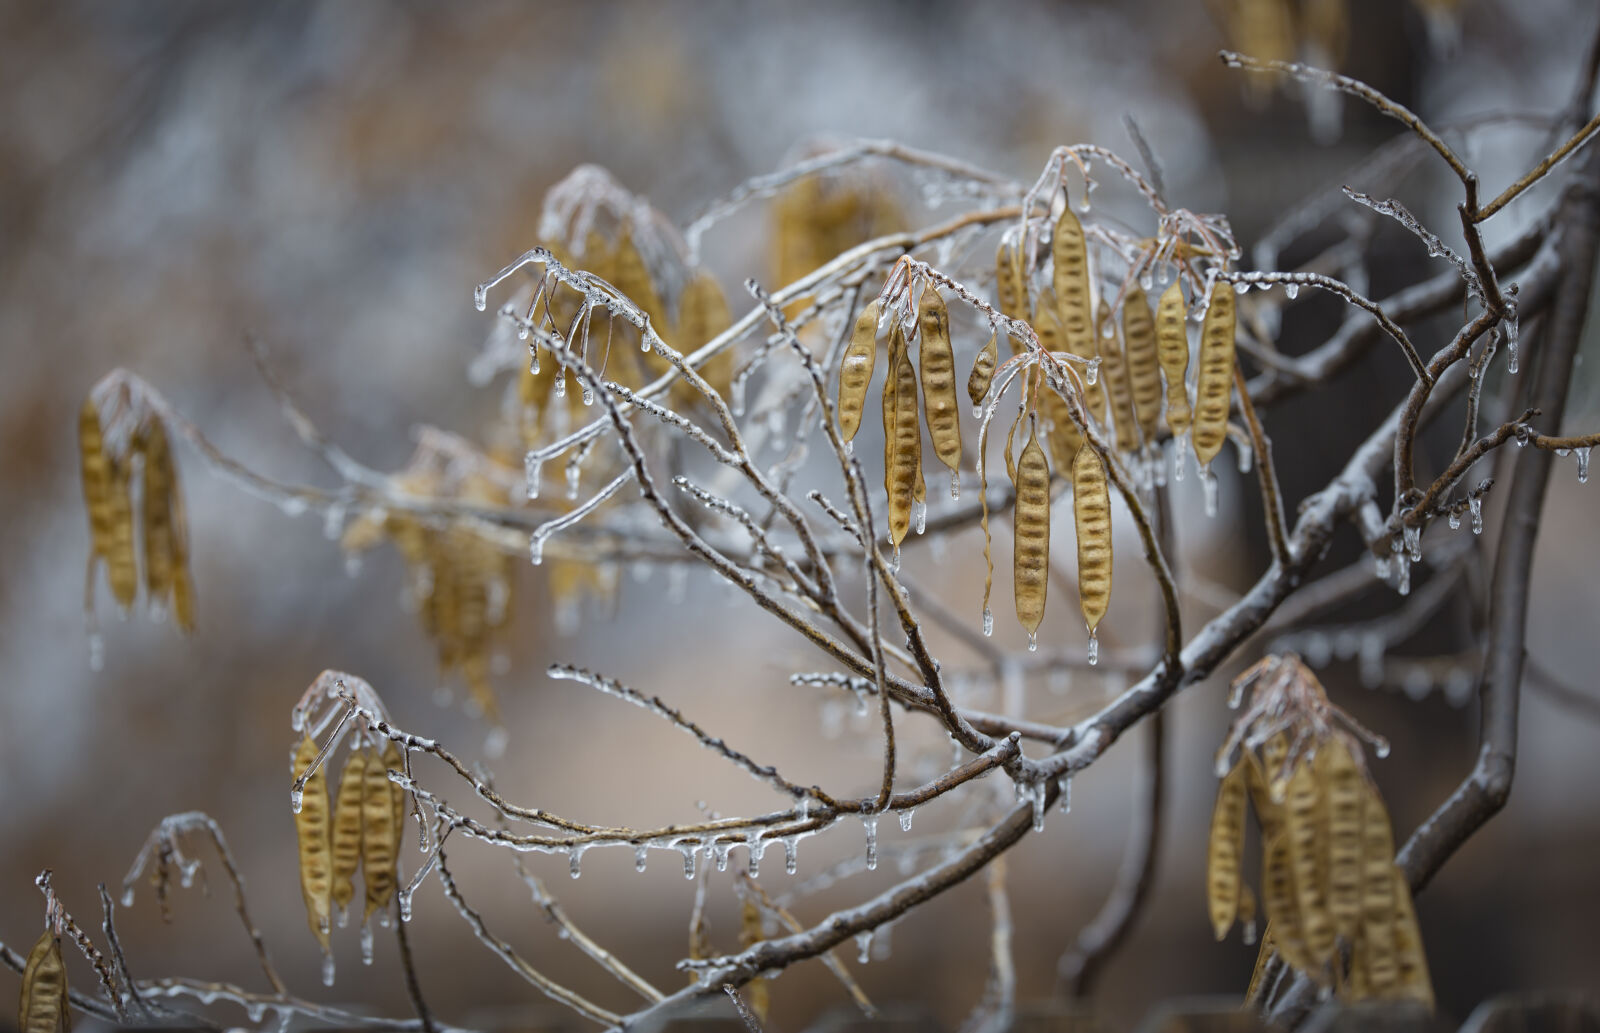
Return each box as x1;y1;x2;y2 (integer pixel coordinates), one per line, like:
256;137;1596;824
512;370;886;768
105;455;138;610
1286;757;1334;966
1123;286;1162;444
884;325;921;547
362;745;400;921
138;421;176;613
384;741;408;848
917;285;962;474
1207;760;1248;940
1072;445;1112;636
968;331;999;409
1390;869;1434;1010
18;928;68;1033
1192;282;1236;469
330;749;367;920
1262;831;1310;971
1245;923;1275;1004
1003;410;1019;487
1361;784;1398;993
293;733;333;951
79;398;116;600
1156;282;1192;438
674;270;734;407
1096;304;1139;451
1320;739;1364;938
1012;427;1051;638
1032;295;1085;462
1051;205;1093;357
838;300;880;442
995;239;1027;323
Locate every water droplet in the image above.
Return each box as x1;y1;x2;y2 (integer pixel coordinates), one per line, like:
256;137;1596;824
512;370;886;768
634;845;648;872
982;608;994;637
1086;631;1099;666
1200;465;1219;517
529;532;547;566
1578;446;1591;484
899;809;914;832
783;837;798;875
360;919;375;965
1375;739;1391;759
1470;496;1483;535
1284;282;1300;300
321;952;336;987
525;454;543;499
679;841;698;880
863;816;879;871
1027;631;1038;652
950;470;961;500
569;846;585;879
856;931;874;964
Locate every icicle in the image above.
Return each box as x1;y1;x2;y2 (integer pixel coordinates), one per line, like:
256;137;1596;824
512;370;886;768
889;546;901;573
566;462;581;501
87;633;104;673
679;841;698;880
473;285;489;312
525;454;543;499
553;371;567;399
1374;554;1391;580
529;531;547;566
1030;783;1046;832
120;886;135;908
1449;510;1461;530
713;840;730;873
246;1002;268;1024
290;785;304;814
783;837;798;875
1086;630;1099;666
731;377;747;417
360;919;375;965
1057;776;1072;813
1284;282;1300;300
1244;917;1258;946
1234;280;1251;296
913;498;927;535
634;845;648;873
1506;316;1520;374
1403;523;1422;563
322;502;347;541
1200;465;1219;516
1172;435;1188;481
1027;631;1038;652
321;952;336;987
569;845;586;879
1235;439;1253;474
1085;356;1101;386
856;931;874;964
950;470;961;500
863;816;879;871
1396;553;1411;596
1470;496;1483;535
982;607;994;637
747;833;765;876
843;438;854;457
899;809;914;832
1578;446;1591;484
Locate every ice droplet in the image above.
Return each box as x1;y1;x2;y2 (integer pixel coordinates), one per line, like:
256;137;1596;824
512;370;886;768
1375;738;1392;759
1506;316;1520;374
1578;446;1591;484
634;845;648;873
1030;784;1046;832
863;816;879;871
360;919;375;965
783;837;798;875
1027;631;1038;652
1057;776;1072;813
1470;496;1483;535
1172;435;1188;481
525;454;543;499
321;952;336;987
529;532;547;566
565;462;581;501
1140;270;1155;292
120;886;135;908
1086;631;1099;666
1234;280;1251;296
950;470;961;500
1085;357;1101;386
731;377;746;417
982;608;994;637
1403;523;1422;562
1449;510;1461;530
87;633;105;673
913;499;927;535
713;840;730;873
679;841;698;880
290;787;304;814
1284;282;1300;300
1235;439;1253;474
899;809;914;832
856;931;873;964
1200;465;1219;516
843;438;854;457
1396;554;1411;596
747;833;765;876
553;371;567;399
473;285;488;312
569;846;585;879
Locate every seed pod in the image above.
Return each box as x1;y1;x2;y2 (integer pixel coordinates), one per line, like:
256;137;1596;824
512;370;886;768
362;746;400;921
293;734;333;951
1097;304;1139;451
917;284;962;475
1286;757;1334;965
1208;759;1248;940
968;331;999;409
1012;426;1051;638
384;740;408;847
1249;732;1291;832
1262;831;1311;971
330;749;367;921
675;270;734;406
1193;282;1236;469
995;238;1027;322
1003;410;1019;487
18;928;68;1033
1320;739;1364;938
105;454;138;611
1245;923;1275;1004
1361;784;1398;993
1123;286;1162;444
1032;295;1085;463
80;398;118;602
1156;282;1192;438
884;325;921;547
838;301;880;442
1072;445;1112;636
1052;205;1093;357
1391;868;1434;1009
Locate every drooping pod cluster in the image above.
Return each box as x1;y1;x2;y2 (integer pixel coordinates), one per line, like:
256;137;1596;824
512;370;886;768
79;374;197;647
1210;655;1432;1009
17;924;68;1033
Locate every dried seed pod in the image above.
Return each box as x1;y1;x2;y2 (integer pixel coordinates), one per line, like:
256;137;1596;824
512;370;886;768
838;300;880;442
293;734;333;951
80;399;119;603
917;284;962;476
18;928;68;1033
1208;759;1248;940
995;239;1027;321
1051;205;1093;357
1286;757;1334;965
1097;304;1139;451
105;452;138;611
1032;295;1085;463
1123;286;1163;444
1391;868;1434;1009
884;325;921;546
1245;923;1275;1004
1072;445;1112;638
1262;830;1310;971
383;740;408;847
1193;282;1236;469
1156;282;1192;438
1361;783;1399;993
1320;738;1364;938
1012;426;1051;639
968;331;999;409
361;745;400;921
675;270;734;406
330;749;367;922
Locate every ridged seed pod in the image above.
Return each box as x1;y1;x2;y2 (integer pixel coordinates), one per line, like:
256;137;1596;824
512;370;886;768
1286;757;1334;964
884;325;921;546
1156;282;1192;439
1208;759;1248;940
1051;205;1093;356
361;746;400;921
1012;426;1051;639
18;928;68;1033
1123;286;1163;444
1193;282;1236;469
968;331;999;410
1097;305;1139;451
292;734;333;951
1072;445;1112;637
330;749;367;921
837;301;879;442
917;284;962;477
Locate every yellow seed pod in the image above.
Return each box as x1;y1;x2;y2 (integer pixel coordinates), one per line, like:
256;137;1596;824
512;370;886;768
1238;882;1257;933
18;928;68;1033
1096;305;1139;451
1285;757;1334;965
1361;784;1399;993
1319;739;1364;938
838;301;880;443
1192;282;1236;469
672;270;733;408
1245;923;1275;1004
105;452;138;610
1012;426;1051;639
995;238;1027;322
330;749;367;921
1123;286;1162;444
968;331;999;410
612;225;666;328
383;740;408;847
1051;205;1093;357
1072;445;1112;637
1262;831;1311;971
361;745;400;921
917;284;962;476
1390;869;1434;1009
1003;410;1019;487
1042;388;1082;474
293;733;333;951
885;327;923;545
80;398;120;602
1156;282;1192;438
1207;759;1248;940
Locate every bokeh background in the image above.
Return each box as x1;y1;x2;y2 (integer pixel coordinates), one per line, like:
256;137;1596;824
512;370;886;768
3;1;1598;1029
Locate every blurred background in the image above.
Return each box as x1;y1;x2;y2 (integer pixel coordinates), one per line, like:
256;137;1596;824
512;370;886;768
2;1;1598;1029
